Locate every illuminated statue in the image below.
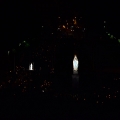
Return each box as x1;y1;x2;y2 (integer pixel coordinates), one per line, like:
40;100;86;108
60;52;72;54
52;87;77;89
29;63;33;70
72;55;79;93
73;55;78;72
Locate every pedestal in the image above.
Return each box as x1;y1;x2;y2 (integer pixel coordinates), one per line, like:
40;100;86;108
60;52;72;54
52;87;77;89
72;73;79;94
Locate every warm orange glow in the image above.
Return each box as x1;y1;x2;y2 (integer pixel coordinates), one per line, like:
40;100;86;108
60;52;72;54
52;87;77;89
63;25;65;28
74;20;77;25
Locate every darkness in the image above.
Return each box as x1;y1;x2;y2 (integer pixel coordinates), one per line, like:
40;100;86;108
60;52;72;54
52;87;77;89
0;1;120;119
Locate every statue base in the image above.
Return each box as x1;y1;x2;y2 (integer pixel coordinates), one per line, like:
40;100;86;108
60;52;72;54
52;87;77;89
72;72;79;94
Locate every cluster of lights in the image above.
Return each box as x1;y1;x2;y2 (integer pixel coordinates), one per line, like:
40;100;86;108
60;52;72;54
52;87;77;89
57;17;82;34
8;40;30;56
41;80;52;93
104;21;120;43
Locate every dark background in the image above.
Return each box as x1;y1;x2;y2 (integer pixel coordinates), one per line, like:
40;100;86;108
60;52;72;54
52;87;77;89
1;1;120;45
0;1;120;119
1;1;120;73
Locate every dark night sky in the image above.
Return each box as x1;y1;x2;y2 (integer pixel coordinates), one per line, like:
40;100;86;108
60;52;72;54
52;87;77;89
1;1;120;47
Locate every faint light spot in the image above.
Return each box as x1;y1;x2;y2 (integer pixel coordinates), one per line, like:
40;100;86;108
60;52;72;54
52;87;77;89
110;35;114;39
118;39;120;43
19;43;21;46
8;51;10;55
104;21;106;23
8;80;11;83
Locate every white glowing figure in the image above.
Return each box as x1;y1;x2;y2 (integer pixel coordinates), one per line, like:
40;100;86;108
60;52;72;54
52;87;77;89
29;63;33;70
73;55;78;71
